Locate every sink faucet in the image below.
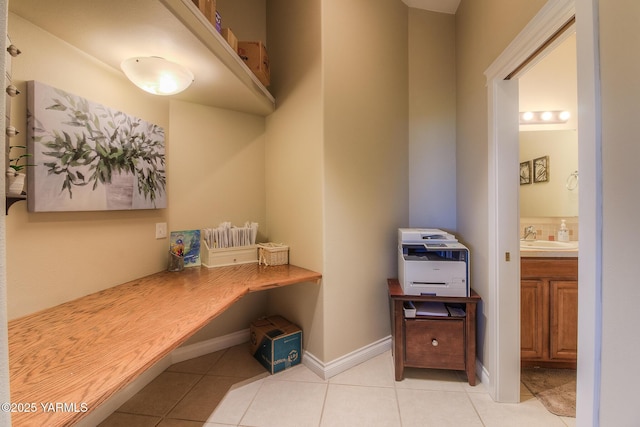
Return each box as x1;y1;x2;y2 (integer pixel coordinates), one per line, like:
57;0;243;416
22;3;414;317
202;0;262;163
523;226;537;240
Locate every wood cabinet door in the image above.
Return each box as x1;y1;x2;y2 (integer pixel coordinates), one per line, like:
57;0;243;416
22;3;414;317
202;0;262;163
550;280;578;360
521;279;548;360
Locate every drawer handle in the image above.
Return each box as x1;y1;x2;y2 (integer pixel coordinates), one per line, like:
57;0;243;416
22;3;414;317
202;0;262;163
432;339;439;347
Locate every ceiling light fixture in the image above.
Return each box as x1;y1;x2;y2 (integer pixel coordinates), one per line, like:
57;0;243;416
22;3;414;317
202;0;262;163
519;110;571;125
121;57;194;96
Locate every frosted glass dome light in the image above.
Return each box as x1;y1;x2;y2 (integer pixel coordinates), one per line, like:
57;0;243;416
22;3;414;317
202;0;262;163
121;57;194;96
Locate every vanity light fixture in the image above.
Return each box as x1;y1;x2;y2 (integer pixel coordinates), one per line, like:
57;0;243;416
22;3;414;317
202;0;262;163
519;110;571;125
121;57;194;96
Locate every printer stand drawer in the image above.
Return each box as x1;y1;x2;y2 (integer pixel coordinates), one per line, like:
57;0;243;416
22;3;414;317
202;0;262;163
404;318;465;370
388;278;480;385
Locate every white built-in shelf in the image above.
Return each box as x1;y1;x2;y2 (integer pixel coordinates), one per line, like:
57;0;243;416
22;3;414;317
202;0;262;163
9;0;275;116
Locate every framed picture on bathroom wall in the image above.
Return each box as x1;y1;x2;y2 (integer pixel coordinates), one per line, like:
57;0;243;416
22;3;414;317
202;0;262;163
533;156;549;183
520;161;532;185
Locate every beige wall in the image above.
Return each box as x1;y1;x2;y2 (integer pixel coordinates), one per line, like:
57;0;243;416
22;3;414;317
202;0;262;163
454;0;547;369
265;0;410;363
6;13;267;336
519;130;579;218
408;9;456;229
264;0;325;356
321;0;409;361
216;0;266;43
7;14;168;319
598;0;640;424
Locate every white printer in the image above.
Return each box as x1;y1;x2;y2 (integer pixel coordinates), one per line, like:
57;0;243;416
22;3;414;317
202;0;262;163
398;228;470;297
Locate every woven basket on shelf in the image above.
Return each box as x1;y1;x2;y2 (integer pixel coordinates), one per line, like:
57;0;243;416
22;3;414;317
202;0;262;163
258;243;289;266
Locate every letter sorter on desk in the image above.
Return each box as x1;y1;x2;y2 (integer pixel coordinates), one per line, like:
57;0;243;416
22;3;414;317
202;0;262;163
398;228;470;297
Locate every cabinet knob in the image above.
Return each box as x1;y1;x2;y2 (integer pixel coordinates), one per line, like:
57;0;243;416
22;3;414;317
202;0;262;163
431;339;439;347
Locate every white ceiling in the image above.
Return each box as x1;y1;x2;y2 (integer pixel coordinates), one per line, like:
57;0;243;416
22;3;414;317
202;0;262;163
402;0;461;14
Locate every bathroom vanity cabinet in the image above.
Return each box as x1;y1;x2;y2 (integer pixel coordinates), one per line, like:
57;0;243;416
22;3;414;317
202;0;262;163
521;257;578;368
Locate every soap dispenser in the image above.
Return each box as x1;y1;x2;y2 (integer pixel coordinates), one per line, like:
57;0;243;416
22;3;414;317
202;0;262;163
557;220;569;242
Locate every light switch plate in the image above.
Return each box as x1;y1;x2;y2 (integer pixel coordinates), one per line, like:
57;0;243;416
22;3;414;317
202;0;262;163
155;222;167;239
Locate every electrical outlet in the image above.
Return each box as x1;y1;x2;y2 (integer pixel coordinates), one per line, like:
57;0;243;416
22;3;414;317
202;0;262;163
155;222;167;239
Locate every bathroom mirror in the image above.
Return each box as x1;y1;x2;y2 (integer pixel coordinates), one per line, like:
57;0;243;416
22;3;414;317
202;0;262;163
519;129;578;217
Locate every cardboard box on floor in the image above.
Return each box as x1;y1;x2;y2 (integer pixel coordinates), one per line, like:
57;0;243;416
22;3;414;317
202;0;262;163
250;315;302;374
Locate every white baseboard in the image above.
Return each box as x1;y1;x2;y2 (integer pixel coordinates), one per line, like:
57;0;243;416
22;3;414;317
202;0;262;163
171;328;250;363
303;335;392;380
76;329;251;427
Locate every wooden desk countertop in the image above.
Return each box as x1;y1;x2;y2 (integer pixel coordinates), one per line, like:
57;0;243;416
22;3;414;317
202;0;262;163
8;263;321;427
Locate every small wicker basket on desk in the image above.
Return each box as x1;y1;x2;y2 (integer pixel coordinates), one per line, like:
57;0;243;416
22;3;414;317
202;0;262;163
258;243;289;266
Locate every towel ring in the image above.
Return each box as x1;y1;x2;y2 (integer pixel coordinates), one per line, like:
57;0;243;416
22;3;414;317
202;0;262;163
566;171;579;190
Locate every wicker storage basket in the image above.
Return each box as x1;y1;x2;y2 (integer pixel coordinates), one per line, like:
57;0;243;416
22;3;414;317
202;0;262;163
258;243;289;266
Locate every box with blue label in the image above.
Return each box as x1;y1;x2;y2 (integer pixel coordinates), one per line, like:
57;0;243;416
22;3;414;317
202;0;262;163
250;316;302;374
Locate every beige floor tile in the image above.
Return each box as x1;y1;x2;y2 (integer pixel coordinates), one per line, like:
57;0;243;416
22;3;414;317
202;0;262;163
321;384;401;427
329;352;395;388
395;367;466;392
396;388;483;427
207;377;265;425
167;349;226;374
468;391;567;427
207;343;267;378
265;363;326;383
240;379;327;427
116;371;202;416
457;373;489;393
97;412;161;427
157;418;204;427
108;345;574;427
167;375;240;421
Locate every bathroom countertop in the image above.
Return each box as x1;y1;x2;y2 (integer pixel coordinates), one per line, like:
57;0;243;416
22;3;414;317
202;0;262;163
520;249;578;258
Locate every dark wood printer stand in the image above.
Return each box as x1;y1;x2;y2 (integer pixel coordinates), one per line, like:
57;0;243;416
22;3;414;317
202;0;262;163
388;278;480;385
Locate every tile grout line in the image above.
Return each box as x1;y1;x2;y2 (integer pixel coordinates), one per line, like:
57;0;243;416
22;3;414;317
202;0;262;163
463;383;488;427
316;378;330;427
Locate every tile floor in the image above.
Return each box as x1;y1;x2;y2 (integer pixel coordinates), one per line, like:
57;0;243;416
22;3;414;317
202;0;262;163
99;344;577;427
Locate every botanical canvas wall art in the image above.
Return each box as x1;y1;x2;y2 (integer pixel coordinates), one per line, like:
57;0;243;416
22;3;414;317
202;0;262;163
27;81;166;212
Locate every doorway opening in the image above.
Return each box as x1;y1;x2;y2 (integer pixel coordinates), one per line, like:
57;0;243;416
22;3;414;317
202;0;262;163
516;28;579;418
485;2;602;424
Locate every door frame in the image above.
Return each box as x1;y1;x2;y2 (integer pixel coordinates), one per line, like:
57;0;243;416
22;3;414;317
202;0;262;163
485;0;602;424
